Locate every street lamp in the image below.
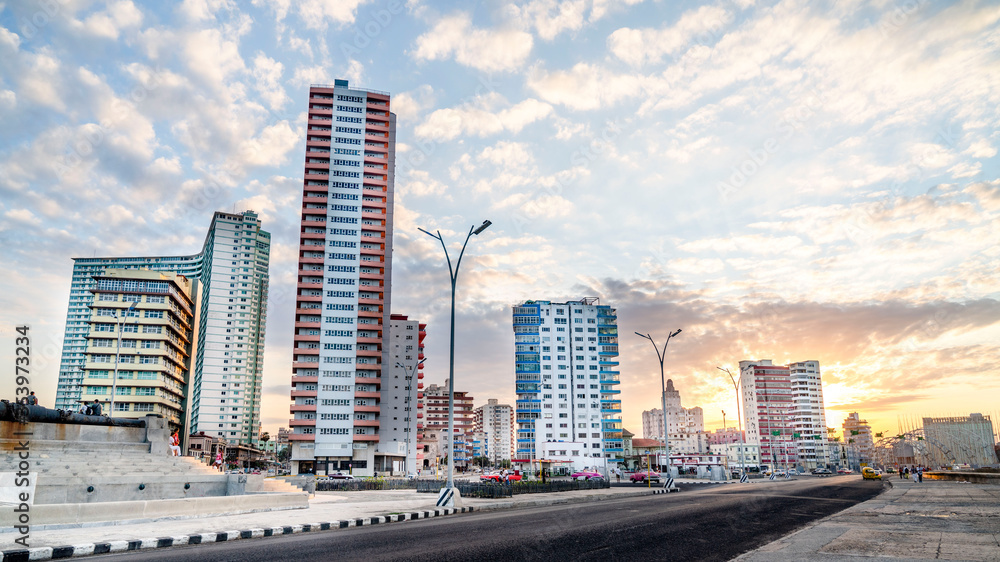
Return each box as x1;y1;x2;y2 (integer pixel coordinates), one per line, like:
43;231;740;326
396;357;426;476
109;301;138;417
634;329;682;476
717;364;752;480
418;219;492;502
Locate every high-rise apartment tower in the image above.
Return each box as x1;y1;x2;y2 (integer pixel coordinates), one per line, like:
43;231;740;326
288;80;395;476
512;298;623;463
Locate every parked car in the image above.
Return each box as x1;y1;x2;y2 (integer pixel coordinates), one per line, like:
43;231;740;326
837;468;853;474
773;470;787;478
787;468;799;476
885;467;897;473
570;470;603;481
480;471;522;483
325;472;355;480
630;470;661;484
812;468;833;475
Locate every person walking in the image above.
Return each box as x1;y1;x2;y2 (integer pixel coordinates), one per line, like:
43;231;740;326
214;451;224;472
917;467;923;483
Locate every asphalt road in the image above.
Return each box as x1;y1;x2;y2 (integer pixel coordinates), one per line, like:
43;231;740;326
95;476;884;562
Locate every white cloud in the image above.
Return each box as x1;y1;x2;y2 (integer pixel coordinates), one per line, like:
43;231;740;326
297;0;373;29
4;208;42;226
178;0;235;22
238;120;299;167
0;26;21;51
79;0;143;40
251;53;290;110
507;0;649;40
527;62;643;111
608;5;729;67
400;169;448;197
415;93;552;140
183;29;247;90
392;85;435;122
412;12;534;73
965;138;996;158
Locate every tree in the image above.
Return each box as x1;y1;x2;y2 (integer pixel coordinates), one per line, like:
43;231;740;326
277;446;290;462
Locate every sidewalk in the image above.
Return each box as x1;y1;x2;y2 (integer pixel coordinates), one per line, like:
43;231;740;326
0;485;670;559
735;478;1000;561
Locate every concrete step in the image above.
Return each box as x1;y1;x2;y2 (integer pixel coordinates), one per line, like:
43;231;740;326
260;479;303;494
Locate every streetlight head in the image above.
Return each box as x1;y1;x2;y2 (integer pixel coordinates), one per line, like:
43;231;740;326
473;219;492;235
671;328;682;337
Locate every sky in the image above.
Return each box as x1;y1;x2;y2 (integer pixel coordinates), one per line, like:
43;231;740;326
1;0;999;442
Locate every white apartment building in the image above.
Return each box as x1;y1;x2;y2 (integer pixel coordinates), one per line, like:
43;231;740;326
382;315;425;474
513;298;623;464
788;360;829;469
474;398;515;463
188;212;271;445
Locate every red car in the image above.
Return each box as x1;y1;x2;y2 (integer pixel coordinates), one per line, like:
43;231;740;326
837;468;853;474
480;471;522;482
630;470;661;484
570;470;603;481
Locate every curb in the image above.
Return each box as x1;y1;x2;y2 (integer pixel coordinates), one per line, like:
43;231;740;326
0;507;475;561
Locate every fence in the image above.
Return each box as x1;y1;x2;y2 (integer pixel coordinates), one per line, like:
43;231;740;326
416;478;610;498
315;478;420;492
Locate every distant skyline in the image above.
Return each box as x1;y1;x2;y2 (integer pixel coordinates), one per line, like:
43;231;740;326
1;1;998;441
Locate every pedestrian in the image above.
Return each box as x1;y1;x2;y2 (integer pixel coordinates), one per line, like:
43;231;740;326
615;467;621;483
899;466;904;480
91;400;102;416
917;467;923;483
214;451;224;472
27;392;38;406
78;401;88;415
169;430;181;456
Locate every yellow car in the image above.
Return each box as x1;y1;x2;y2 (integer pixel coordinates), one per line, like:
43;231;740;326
862;467;882;480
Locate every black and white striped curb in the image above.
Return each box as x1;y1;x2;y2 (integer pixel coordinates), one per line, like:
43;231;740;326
0;507;474;561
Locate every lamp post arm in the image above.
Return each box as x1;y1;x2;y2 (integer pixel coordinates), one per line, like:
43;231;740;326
451;225;476;283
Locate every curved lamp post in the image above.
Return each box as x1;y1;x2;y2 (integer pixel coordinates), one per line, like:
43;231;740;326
717;364;753;480
419;220;492;502
634;329;681;474
396;357;426;476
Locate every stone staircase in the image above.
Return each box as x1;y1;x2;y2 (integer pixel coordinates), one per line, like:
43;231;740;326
1;439;299;503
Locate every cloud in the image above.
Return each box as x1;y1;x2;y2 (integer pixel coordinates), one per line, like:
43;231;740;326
608;5;730;67
392;85;435;122
527;63;644;111
79;0;144;40
251;52;290;110
415;93;553;140
412;12;534;73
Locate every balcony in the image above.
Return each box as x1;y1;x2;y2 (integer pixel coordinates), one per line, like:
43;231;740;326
353;434;379;442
